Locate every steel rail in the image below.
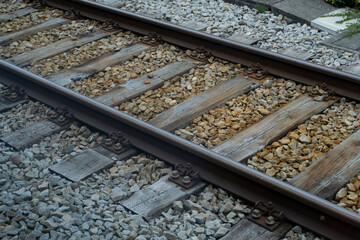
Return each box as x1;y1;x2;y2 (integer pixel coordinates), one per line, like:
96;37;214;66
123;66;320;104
1;59;360;239
41;0;360;101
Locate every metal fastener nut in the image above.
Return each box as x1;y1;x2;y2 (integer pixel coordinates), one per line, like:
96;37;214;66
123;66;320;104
114;143;122;151
171;170;179;179
182;175;191;184
58;115;66;123
265;216;275;226
105;138;113;146
251;209;261;219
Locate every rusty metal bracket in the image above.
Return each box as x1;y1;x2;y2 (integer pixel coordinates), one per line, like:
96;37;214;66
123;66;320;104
247;63;269;80
140;32;162;46
187;46;211;62
100;20;119;32
168;163;201;189
2;85;26;102
308;83;336;101
64;8;81;20
102;131;131;154
247;201;284;231
48;106;73;126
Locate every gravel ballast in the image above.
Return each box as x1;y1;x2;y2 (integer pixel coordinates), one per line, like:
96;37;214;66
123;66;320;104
93;0;360;73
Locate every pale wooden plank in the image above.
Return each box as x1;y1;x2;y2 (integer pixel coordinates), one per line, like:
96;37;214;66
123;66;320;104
149;77;259;131
0;7;37;22
180;21;207;31
213;95;337;162
0;97;28;112
121;175;206;220
97;0;122;7
0;120;67;150
49;148;114;182
93;145;139;162
95;60;196;106
228;33;260;45
278;48;313;61
290;129;360;199
343;64;360;76
0;17;69;46
221;218;292;240
47;43;150;86
6;30;112;67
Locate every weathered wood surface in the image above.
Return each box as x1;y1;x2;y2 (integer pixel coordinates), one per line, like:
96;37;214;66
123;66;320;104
0;7;37;22
0;97;28;112
93;145;139;162
214;95;337;162
343;64;360;76
149;77;259;131
290;129;360;199
221;218;292;240
49;148;114;182
278;48;313;61
96;0;121;7
95;60;196;106
0;17;69;46
180;21;207;31
228;33;260;45
6;30;111;67
121;175;206;220
0;120;66;149
47;43;150;86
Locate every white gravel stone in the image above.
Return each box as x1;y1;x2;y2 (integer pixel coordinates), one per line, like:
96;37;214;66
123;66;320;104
93;0;359;72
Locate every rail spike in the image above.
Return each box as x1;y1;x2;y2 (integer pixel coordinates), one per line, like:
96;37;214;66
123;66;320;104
48;106;73;126
168;162;201;189
247;201;284;231
2;85;26;102
103;131;131;154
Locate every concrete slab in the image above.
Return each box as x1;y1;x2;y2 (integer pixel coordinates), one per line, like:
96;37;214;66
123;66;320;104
224;0;282;9
311;8;358;35
332;33;360;51
273;0;337;23
322;32;360;52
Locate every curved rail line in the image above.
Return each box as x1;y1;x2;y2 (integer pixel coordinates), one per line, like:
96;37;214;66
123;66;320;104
0;1;360;239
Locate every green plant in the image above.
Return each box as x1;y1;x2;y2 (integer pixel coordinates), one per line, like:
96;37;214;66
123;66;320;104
322;7;360;37
255;4;266;14
325;0;359;7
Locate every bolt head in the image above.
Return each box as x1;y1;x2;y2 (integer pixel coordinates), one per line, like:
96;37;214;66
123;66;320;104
114;143;122;150
251;209;261;219
265;216;275;226
105;138;113;146
171;170;179;179
182;175;191;184
58;115;66;123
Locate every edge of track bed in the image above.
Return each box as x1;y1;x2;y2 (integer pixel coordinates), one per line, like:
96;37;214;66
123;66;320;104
1;1;360;239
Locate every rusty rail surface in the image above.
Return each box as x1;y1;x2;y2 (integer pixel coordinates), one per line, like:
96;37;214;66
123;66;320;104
2;1;360;239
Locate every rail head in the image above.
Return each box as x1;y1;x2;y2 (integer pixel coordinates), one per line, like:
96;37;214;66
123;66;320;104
1;58;360;240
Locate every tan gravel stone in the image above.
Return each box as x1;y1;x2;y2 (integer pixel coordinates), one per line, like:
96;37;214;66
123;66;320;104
26;31;139;77
248;100;360;181
0;7;63;34
175;78;305;148
118;58;243;122
0;1;28;13
1;18;100;58
69;43;185;98
333;173;360;215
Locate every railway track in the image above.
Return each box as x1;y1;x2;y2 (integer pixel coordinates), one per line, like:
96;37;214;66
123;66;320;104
1;0;360;239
